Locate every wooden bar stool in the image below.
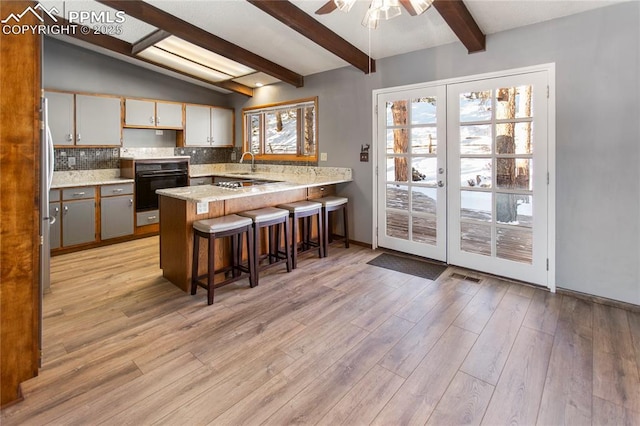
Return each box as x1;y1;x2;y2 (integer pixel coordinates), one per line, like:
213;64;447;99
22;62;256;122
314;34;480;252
277;200;323;269
238;207;292;286
191;214;255;305
310;196;349;257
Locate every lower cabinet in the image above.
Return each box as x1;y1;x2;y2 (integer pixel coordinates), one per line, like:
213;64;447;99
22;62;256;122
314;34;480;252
101;183;134;240
101;195;134;239
62;198;96;246
50;183;135;253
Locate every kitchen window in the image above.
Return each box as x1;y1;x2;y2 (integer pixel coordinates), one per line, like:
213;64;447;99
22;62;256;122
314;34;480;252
242;97;318;162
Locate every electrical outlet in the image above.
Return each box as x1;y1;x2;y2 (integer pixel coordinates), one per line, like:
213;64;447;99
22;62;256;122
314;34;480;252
67;157;76;167
155;130;163;135
196;202;209;214
320;152;327;161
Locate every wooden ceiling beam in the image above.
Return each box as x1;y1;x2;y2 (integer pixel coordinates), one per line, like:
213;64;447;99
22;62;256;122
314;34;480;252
96;0;304;87
247;0;375;74
433;0;485;53
45;15;254;96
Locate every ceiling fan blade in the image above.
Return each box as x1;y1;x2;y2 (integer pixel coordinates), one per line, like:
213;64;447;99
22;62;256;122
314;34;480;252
399;0;418;16
315;1;337;15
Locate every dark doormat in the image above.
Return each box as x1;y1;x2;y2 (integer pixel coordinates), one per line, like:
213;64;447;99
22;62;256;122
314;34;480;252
367;253;447;281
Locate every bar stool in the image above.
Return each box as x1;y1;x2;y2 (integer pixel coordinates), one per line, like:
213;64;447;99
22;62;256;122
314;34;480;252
191;214;255;305
277;200;323;269
310;196;349;257
238;207;292;286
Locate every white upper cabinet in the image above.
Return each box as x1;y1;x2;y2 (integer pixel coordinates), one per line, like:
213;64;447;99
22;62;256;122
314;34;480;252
184;104;234;147
125;99;183;128
46;91;75;146
211;107;233;147
47;91;121;146
76;94;122;146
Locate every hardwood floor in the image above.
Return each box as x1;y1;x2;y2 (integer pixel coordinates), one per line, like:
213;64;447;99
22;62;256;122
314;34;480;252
2;237;639;425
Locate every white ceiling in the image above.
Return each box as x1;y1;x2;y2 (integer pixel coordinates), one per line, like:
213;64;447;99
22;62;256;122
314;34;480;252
42;0;625;93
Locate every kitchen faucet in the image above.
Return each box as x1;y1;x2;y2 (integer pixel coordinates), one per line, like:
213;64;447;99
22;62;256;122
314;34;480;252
239;151;256;172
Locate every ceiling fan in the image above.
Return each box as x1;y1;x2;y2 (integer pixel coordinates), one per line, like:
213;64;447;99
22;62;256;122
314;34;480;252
315;0;433;28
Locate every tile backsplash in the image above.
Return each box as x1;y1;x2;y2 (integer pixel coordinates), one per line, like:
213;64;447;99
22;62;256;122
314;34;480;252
53;146;317;171
54;148;119;171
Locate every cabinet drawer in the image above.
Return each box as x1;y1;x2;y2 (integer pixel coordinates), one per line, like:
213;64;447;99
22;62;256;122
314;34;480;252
49;189;60;202
101;183;134;197
137;210;159;227
62;186;96;200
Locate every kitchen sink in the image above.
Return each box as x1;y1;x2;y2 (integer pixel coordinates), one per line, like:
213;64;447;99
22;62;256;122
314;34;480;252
215;178;279;189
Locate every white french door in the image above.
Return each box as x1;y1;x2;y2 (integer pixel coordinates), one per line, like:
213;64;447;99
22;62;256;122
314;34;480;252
375;67;553;287
376;85;447;261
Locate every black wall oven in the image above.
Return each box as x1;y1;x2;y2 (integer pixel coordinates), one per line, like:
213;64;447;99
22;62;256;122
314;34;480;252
135;160;188;212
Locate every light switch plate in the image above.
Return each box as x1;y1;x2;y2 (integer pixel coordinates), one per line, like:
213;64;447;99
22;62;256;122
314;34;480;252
196;202;209;214
155;130;164;135
320;152;327;161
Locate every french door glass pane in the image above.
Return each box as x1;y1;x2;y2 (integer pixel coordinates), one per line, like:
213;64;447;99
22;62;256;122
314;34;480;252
497;227;533;263
461;190;492;222
412;187;437;214
386;158;410;182
461;159;492;188
386;101;408;126
387;211;409;239
459;91;492;122
412;216;437;244
412;157;437;184
411;98;437;124
496;194;532;227
496;159;532;190
386;184;409;210
460;222;492;255
460;124;492;154
411;127;437;154
498;122;533;154
497;85;533;118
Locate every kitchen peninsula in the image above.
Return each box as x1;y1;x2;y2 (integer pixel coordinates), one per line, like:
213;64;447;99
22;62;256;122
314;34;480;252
156;164;352;292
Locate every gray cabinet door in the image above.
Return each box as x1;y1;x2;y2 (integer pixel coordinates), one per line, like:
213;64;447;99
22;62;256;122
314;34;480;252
125;99;155;126
49;202;61;250
46;91;74;146
62;199;96;246
76;94;121;146
156;102;183;128
101;195;134;240
211;107;233;146
185;104;211;146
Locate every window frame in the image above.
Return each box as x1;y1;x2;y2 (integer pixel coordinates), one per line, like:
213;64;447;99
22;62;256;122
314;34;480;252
242;96;318;162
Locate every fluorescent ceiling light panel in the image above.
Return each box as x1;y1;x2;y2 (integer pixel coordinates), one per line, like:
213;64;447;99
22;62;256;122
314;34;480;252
137;46;231;82
155;36;255;77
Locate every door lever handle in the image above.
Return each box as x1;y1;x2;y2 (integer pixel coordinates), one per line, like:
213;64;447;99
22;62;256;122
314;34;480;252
438;180;445;187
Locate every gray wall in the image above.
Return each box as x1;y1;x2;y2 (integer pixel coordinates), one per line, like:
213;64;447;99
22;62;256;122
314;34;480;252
43;37;230;107
231;2;640;305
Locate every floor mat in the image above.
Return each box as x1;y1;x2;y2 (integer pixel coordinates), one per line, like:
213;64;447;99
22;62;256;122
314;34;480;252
367;253;447;281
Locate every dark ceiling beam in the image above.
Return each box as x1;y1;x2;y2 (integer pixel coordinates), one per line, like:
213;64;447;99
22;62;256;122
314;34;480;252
247;0;375;74
96;0;304;87
45;15;254;96
433;0;485;53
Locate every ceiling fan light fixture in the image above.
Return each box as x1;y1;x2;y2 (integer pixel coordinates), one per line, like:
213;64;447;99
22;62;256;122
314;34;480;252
373;0;402;19
334;0;357;13
409;0;433;15
361;7;380;29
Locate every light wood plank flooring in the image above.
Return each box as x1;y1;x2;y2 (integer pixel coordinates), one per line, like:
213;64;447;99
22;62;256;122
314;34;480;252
2;237;639;425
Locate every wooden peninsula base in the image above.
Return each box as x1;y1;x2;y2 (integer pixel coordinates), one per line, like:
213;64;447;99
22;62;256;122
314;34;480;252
159;185;335;292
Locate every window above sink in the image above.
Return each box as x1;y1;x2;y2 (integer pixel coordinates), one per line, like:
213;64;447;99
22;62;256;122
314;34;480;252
242;97;318;163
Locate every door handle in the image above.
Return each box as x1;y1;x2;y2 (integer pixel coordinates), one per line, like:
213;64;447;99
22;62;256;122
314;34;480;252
438;180;445;187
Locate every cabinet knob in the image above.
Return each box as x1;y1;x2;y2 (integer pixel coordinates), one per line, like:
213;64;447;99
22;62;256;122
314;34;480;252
63;206;68;213
67;133;73;141
73;192;85;196
129;199;133;206
113;188;123;193
77;133;81;141
150;116;155;124
156;116;160;124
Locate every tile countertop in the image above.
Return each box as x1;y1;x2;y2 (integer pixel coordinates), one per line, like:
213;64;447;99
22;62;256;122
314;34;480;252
51;169;133;189
158;164;352;203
